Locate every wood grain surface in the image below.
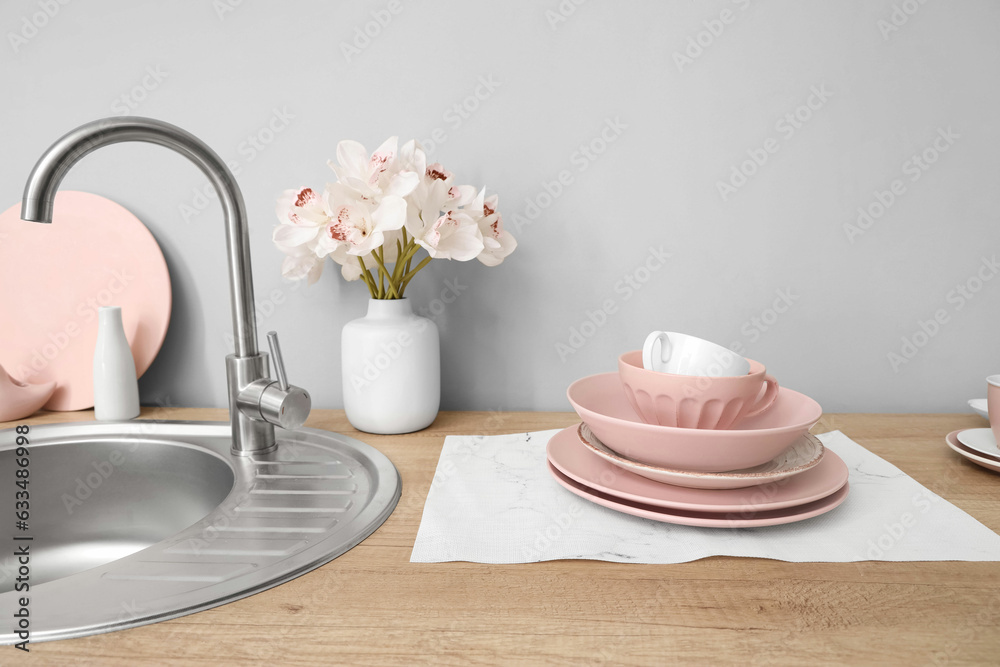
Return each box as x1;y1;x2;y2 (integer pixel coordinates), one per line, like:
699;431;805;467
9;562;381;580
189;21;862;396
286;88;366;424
4;409;999;666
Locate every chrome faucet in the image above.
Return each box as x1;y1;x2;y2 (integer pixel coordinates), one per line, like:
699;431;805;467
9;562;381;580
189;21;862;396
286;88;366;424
20;116;310;455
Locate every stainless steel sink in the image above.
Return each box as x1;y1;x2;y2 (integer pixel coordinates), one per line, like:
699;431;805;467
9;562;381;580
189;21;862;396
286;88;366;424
0;433;234;594
0;420;400;643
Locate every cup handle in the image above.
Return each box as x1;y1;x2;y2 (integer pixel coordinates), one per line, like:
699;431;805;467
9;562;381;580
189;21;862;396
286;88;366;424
745;374;779;418
642;331;671;371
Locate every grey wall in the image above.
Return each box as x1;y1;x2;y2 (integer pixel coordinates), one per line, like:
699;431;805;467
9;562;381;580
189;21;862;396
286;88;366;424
2;0;998;413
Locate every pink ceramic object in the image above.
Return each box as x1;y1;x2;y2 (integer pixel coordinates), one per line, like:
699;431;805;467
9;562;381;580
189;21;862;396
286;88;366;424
548;463;850;528
987;376;1000;447
619;350;779;429
577;423;825;490
546;425;848;512
0;191;171;411
945;430;1000;474
567;373;822;472
0;363;56;422
956;428;1000;460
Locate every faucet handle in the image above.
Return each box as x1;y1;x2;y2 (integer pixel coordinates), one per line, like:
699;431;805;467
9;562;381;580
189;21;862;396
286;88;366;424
267;331;289;390
258;330;309;430
258;381;311;431
235;331;311;432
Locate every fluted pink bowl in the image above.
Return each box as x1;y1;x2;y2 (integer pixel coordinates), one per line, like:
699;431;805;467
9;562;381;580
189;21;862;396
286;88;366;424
618;350;779;429
567;373;822;472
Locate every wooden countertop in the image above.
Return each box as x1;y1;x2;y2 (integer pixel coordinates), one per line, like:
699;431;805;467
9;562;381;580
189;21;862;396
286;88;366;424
9;409;1000;665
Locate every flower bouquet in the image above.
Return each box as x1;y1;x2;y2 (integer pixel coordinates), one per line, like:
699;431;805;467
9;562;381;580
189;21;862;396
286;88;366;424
272;137;516;297
271;137;516;434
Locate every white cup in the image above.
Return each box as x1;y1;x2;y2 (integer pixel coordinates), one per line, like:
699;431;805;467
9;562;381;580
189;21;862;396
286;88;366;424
642;331;750;377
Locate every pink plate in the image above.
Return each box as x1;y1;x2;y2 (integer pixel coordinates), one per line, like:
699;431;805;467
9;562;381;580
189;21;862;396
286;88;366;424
567;373;822;472
548;462;850;528
945;430;1000;474
547;425;848;512
0;191;171;411
578;423;825;490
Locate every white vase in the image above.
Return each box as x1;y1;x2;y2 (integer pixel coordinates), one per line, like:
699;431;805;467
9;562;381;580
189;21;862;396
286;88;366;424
93;306;140;420
341;298;440;434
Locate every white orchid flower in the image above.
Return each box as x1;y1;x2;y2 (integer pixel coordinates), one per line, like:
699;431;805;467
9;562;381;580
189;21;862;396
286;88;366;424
326;232;401;282
405;177;477;241
315;183;408;258
398;140;427;181
472;191;517;266
327;245;367;281
273;186;329;251
328;137;419;200
279;243;324;284
405;175;485;261
416;208;485;261
422;161;477;205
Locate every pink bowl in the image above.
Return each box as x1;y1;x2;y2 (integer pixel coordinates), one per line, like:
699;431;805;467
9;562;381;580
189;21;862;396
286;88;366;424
618;350;779;429
567;373;822;472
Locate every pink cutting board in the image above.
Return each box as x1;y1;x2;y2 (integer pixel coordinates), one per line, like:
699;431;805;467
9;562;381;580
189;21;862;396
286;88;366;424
0;191;171;411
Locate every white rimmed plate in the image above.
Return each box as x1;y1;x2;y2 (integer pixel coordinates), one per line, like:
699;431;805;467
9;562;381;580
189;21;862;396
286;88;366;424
956;427;1000;460
577;423;825;490
945;430;1000;474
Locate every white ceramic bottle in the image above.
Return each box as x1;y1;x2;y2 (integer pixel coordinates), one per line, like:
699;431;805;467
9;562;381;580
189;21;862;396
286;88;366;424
93;306;140;420
341;299;440;434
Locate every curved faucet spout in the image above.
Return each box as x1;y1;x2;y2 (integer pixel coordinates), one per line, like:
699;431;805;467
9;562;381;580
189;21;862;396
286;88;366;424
21;116;311;455
21;116;258;358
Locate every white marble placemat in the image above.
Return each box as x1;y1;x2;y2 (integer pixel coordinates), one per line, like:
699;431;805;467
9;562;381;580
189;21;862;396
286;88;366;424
410;429;1000;564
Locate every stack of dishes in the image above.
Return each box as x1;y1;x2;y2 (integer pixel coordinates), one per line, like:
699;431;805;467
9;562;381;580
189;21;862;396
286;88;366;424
951;378;1000;473
549;337;849;528
946;428;1000;474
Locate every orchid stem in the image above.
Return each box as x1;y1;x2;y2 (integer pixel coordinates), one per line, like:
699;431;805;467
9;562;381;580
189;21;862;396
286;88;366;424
376;249;385;298
393;241;419;284
373;247;399;299
404;236;415;278
395;227;417;284
397;241;422;297
399;255;432;292
357;256;378;299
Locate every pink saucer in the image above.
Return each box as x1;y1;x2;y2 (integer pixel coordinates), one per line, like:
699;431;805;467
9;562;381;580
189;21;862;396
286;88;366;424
567;373;822;472
546;425;848;513
0;191;171;411
945;430;1000;474
548;463;850;528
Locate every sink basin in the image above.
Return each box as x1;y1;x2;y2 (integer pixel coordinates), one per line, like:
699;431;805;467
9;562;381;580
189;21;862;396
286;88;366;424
0;420;400;643
0;437;233;594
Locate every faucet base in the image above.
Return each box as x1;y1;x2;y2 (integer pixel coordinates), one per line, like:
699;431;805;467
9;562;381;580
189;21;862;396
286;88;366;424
226;353;276;456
